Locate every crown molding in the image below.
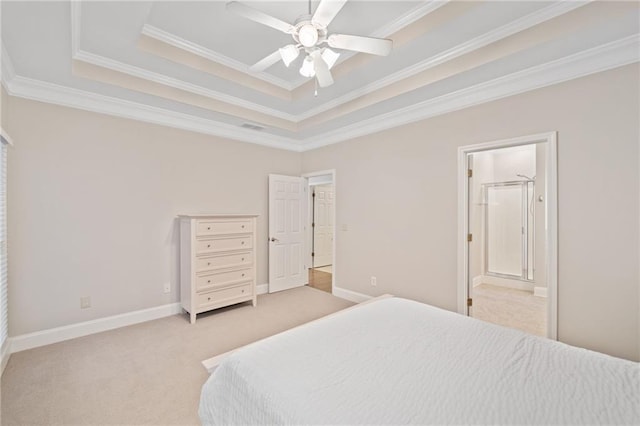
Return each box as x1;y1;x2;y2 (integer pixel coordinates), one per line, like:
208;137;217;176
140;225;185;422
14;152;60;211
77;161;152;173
67;0;589;126
142;1;449;91
73;49;298;122
372;1;449;39
72;2;296;121
1;42;16;89
65;0;591;129
70;1;297;108
299;34;640;151
4;26;637;155
4;75;303;151
141;24;296;91
295;0;591;121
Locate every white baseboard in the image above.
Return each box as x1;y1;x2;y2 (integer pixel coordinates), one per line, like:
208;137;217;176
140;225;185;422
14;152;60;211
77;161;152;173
1;339;10;375
472;275;483;287
332;286;372;303
9;302;182;354
534;286;548;298
5;283;370;356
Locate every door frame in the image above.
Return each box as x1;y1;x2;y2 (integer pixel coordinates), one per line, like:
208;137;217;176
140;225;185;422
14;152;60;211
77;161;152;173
302;169;336;293
457;132;558;340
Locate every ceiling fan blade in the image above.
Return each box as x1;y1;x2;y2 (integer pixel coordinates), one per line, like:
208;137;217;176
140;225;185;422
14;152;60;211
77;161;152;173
312;0;348;28
328;34;393;56
250;50;282;72
313;52;334;88
226;2;294;34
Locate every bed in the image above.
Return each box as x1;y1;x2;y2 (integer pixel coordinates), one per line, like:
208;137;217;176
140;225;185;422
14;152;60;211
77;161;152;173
199;296;640;425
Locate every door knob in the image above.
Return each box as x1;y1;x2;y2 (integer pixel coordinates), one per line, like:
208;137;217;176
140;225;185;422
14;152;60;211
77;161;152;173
269;237;279;242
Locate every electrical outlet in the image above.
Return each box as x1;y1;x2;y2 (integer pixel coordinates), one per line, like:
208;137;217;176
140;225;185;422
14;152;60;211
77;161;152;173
371;276;377;286
80;296;91;309
163;282;171;294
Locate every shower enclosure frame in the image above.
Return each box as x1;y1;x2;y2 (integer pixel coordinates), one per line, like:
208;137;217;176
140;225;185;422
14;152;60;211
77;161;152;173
482;180;535;282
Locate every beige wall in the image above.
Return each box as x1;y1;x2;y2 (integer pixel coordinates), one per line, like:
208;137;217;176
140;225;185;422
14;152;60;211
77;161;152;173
2;64;638;361
302;64;640;361
3;94;301;336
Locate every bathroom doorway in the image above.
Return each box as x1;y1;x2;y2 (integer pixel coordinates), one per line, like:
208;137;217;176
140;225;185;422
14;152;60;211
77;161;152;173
458;133;558;339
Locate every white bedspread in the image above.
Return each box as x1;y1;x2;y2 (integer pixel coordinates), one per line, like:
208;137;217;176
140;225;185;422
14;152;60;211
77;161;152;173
199;298;640;425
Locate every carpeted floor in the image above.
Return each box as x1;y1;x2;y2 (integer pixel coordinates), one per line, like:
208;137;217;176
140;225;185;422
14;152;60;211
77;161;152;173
0;286;353;425
472;283;547;337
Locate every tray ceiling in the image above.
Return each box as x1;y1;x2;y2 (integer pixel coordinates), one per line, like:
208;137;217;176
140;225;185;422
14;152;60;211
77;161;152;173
1;1;639;151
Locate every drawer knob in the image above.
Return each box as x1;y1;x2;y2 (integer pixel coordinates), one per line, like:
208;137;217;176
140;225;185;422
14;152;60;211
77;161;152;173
241;241;245;245
207;244;211;248
241;289;245;293
241;258;245;261
241;225;245;229
208;297;211;301
207;227;211;230
207;262;211;266
207;280;211;283
242;273;245;277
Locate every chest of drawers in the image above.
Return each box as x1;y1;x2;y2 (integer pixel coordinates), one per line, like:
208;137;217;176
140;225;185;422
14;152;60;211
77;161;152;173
179;214;258;323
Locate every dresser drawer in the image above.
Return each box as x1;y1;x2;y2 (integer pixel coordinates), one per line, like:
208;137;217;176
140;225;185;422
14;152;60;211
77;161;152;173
196;268;253;291
196;219;253;236
197;284;252;309
196;251;252;273
196;235;252;254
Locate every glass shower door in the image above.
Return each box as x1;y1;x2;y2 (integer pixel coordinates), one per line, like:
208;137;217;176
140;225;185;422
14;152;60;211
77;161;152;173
484;181;534;281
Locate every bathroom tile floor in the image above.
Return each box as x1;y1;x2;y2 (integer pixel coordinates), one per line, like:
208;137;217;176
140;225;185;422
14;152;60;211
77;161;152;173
472;283;547;337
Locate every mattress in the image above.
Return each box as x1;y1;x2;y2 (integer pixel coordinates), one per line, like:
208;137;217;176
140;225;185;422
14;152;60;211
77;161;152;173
199;297;640;425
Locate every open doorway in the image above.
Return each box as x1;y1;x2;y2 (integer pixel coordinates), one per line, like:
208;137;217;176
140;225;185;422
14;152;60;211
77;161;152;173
304;171;335;294
458;133;557;339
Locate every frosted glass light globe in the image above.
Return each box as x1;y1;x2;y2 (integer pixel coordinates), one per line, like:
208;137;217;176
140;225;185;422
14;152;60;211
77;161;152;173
279;44;300;67
322;48;340;69
299;55;316;77
298;24;318;47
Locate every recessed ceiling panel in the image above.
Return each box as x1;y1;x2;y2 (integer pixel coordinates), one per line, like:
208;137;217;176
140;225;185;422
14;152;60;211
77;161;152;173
1;1;638;150
145;1;424;77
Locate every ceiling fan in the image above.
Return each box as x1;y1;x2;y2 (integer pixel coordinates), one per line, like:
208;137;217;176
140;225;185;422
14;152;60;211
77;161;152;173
226;0;393;88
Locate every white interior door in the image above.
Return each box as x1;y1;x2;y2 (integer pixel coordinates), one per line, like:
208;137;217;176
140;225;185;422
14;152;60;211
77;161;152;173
313;185;334;267
269;174;307;293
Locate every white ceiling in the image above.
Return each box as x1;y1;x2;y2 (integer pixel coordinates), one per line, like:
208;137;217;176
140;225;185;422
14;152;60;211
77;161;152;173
1;1;639;151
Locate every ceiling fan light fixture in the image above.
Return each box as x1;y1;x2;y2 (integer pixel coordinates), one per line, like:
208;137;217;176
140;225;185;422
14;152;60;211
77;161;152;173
321;48;340;69
299;55;316;77
279;44;299;67
228;0;394;84
298;24;318;47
